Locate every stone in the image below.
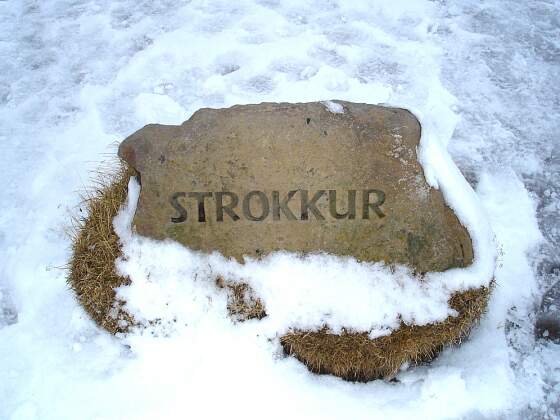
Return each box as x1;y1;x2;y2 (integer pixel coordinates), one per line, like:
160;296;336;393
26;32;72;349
118;101;473;273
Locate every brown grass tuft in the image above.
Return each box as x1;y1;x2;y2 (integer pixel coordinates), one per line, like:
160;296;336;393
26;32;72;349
68;160;492;380
68;161;137;334
280;284;491;381
216;277;267;321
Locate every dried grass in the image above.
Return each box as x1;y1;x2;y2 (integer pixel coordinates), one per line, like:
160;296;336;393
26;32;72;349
68;161;491;380
68;161;136;334
216;277;267;321
280;285;491;381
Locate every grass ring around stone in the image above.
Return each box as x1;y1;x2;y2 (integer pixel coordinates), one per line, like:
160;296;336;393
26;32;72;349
68;160;492;382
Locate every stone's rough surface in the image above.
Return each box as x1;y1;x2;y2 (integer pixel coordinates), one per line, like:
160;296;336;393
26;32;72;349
118;101;473;273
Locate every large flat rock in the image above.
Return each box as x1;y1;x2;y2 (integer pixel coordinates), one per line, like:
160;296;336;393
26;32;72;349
118;101;473;273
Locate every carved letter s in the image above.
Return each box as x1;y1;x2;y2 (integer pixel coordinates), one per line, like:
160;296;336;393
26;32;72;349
170;192;187;223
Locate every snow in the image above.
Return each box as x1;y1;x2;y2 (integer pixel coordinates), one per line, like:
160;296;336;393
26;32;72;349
321;100;344;113
1;0;559;419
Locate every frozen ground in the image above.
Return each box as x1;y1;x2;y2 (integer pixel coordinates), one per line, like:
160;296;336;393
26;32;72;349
0;0;559;419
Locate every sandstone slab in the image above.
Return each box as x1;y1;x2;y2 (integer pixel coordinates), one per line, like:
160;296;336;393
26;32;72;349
118;101;473;273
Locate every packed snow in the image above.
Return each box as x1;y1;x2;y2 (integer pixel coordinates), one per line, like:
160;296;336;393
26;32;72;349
1;0;559;419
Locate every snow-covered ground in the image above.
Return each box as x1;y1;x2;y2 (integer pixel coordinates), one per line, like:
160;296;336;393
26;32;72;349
1;0;559;418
